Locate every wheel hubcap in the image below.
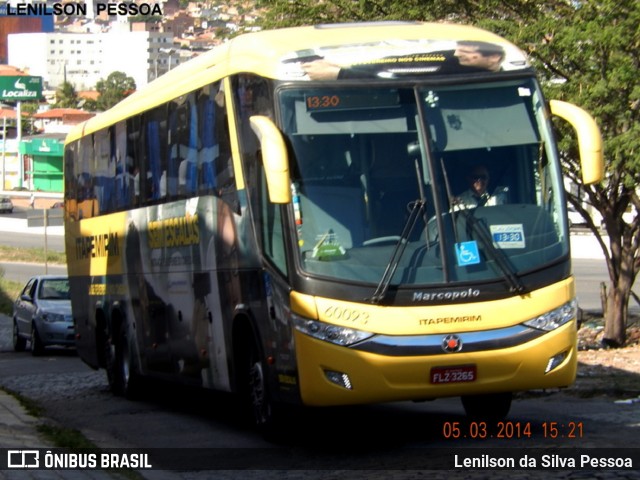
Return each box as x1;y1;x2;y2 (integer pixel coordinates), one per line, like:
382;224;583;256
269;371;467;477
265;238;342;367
249;361;267;424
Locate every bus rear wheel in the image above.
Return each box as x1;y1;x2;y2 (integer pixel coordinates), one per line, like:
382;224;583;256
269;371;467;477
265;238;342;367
105;323;142;399
461;392;512;421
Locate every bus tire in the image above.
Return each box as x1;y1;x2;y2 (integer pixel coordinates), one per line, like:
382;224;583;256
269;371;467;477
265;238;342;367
116;326;142;399
461;392;512;421
245;336;284;439
103;325;118;392
105;319;142;399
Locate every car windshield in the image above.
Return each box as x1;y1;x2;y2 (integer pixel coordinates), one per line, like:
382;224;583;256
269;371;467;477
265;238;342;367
39;279;70;300
278;79;568;289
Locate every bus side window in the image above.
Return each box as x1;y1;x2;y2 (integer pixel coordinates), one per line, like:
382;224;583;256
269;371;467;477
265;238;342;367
93;129;114;215
78;134;96;219
166;104;179;198
64;142;79;220
178;93;198;196
146;119;161;201
114;120;135;210
125;116;143;208
198;86;217;194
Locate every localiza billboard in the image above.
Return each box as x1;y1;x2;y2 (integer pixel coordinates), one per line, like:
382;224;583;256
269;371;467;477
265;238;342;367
0;76;43;101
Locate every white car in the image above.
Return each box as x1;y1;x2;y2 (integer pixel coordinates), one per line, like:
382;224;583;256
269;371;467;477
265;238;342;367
12;275;75;355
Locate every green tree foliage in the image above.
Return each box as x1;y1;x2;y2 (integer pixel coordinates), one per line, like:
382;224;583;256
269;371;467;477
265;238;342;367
19;101;39;135
257;0;640;346
517;1;640;347
475;1;639;346
94;72;136;112
53;81;80;109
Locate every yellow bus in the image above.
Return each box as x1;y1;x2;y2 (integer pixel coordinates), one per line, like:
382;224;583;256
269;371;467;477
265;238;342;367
64;21;603;431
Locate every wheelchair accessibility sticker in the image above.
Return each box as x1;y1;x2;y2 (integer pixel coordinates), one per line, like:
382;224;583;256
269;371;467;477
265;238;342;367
456;241;480;266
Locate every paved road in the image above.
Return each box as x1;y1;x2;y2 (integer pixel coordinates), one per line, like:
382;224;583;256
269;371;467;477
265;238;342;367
0;312;639;478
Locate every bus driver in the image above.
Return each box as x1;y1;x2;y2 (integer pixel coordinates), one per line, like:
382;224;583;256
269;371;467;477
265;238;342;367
454;165;504;209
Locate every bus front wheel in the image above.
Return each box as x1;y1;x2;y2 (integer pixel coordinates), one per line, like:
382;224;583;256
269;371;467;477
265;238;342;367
461;392;512;421
245;338;284;438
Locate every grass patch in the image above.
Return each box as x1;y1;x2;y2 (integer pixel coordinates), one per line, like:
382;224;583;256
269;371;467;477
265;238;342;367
0;245;66;265
1;387;45;417
0;247;66;315
0;389;93;450
1;387;142;479
37;423;98;449
0;271;23;316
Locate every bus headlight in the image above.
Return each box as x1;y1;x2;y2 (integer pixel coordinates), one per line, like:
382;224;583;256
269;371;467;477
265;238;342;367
292;314;375;346
523;300;577;331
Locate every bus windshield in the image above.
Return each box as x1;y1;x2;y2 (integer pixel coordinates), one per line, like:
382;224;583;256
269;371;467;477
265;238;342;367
279;78;568;288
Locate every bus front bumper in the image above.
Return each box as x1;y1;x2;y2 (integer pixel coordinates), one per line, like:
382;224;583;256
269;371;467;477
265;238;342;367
294;321;577;407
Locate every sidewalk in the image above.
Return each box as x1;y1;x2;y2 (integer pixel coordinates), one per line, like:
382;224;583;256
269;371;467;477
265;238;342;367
0;390;180;479
0;215;63;236
0;390;119;479
0;390;50;448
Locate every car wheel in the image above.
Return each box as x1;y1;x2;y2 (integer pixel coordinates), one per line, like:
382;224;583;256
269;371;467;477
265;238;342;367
31;323;45;356
12;320;26;352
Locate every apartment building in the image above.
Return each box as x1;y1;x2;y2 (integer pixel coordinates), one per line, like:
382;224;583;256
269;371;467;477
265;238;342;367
7;29;176;91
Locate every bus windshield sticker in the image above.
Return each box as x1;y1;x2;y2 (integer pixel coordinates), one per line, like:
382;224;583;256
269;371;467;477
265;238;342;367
312;230;347;261
278;38;530;81
455;241;481;267
490;224;526;249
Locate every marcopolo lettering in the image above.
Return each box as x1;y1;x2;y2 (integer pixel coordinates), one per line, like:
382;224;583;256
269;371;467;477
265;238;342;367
413;288;481;302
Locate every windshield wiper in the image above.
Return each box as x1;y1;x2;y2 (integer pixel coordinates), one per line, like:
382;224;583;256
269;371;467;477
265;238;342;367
457;209;526;294
441;159;525;294
368;199;425;304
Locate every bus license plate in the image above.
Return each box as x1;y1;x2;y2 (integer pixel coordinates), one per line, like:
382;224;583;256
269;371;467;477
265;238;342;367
430;365;477;384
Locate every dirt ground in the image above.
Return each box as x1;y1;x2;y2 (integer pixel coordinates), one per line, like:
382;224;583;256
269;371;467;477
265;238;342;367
9;195;60;210
573;311;640;397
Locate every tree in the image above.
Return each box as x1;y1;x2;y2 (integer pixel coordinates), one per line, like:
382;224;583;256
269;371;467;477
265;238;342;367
257;0;640;346
94;72;136;111
512;1;640;347
53;81;80;109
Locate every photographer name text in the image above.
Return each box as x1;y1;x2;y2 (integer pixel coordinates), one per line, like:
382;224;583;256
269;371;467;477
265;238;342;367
5;2;163;16
454;453;633;469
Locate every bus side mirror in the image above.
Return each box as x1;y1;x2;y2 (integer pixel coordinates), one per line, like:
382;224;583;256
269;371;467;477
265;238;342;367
549;100;604;185
249;115;292;204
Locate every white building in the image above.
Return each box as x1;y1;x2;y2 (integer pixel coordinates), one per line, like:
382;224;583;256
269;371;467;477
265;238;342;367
8;30;176;91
